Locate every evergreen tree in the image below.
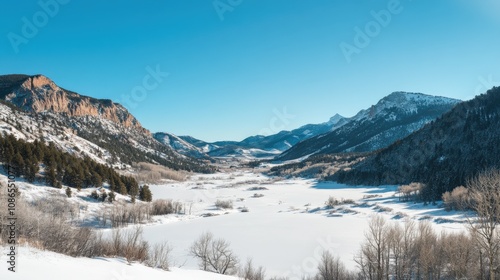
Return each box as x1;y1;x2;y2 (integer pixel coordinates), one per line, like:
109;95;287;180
11;152;25;177
65;187;72;198
139;185;153;202
108;191;116;203
90;190;99;200
46;164;57;187
101;191;108;202
90;171;103;188
25;159;38;183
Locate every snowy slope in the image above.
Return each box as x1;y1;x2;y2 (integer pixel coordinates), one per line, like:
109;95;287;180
278;92;461;160
172;114;348;159
0;168;467;278
0;74;212;173
0;102;113;166
154;132;211;159
0;246;238;280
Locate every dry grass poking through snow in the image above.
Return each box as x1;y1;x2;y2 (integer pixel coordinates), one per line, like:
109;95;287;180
131;162;188;183
0;188;173;270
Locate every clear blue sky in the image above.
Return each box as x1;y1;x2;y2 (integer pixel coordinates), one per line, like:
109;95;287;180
1;0;499;142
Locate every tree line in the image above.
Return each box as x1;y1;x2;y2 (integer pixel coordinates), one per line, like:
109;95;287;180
334;87;500;202
0;133;143;199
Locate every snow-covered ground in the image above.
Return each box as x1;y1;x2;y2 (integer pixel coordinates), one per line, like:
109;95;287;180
140;171;467;278
0;246;238;280
1;170;469;278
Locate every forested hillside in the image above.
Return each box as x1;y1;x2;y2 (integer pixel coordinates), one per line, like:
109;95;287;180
0;133;139;196
333;87;500;201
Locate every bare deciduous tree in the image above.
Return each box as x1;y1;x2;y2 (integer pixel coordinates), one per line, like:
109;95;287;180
190;232;239;275
239;258;266;280
356;215;389;280
317;251;354;280
467;169;500;280
145;242;172;271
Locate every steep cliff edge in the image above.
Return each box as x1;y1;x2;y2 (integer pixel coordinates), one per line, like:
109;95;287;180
0;74;146;133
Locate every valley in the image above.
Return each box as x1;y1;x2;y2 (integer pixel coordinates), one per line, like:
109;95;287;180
0;75;497;279
142;168;467;277
2;2;500;279
1;162;469;279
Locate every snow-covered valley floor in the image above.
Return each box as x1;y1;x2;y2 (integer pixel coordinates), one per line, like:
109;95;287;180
1;170;468;279
141;170;467;278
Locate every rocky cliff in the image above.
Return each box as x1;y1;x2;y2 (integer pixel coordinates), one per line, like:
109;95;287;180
0;74;147;133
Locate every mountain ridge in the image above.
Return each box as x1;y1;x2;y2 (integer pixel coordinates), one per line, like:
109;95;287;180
333;87;500;200
0;74;214;173
0;74;146;133
159;113;349;159
276;92;461;161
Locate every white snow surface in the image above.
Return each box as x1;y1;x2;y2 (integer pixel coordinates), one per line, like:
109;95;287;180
0;246;237;280
1;170;468;279
139;171;466;278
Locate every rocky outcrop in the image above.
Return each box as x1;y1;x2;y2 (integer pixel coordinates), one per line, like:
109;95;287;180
1;74;148;133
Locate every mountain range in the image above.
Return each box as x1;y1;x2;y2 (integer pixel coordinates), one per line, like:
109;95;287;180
0;74;214;173
333;86;500;201
277;92;461;160
156;92;460;161
4;73;493;202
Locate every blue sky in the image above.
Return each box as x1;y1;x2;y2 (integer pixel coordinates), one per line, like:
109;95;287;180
1;0;500;142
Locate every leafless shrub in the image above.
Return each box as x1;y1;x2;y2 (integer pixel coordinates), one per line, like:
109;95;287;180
325;196;354;209
374;205;393;213
131;162;187;183
247;186;269;191
326;197;340;208
215;199;233;209
103;199;183;228
106;202;151;227
239;258;266;280
150;199;183;215
363;194;382;199
442;185;470;211
145;242;172;271
398;182;424;202
201;213;219;218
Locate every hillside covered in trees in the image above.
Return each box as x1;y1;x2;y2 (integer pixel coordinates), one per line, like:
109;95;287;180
333;87;500;201
0;133;141;197
0;74;216;174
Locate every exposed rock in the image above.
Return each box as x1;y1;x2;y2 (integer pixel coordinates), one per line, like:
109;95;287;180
1;74;148;134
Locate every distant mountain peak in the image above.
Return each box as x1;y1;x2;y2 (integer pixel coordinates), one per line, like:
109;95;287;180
277;91;461;161
335;86;500;199
380;91;460;106
327;113;345;125
354;91;460;121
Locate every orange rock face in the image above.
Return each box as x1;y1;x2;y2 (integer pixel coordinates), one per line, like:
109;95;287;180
13;75;148;134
